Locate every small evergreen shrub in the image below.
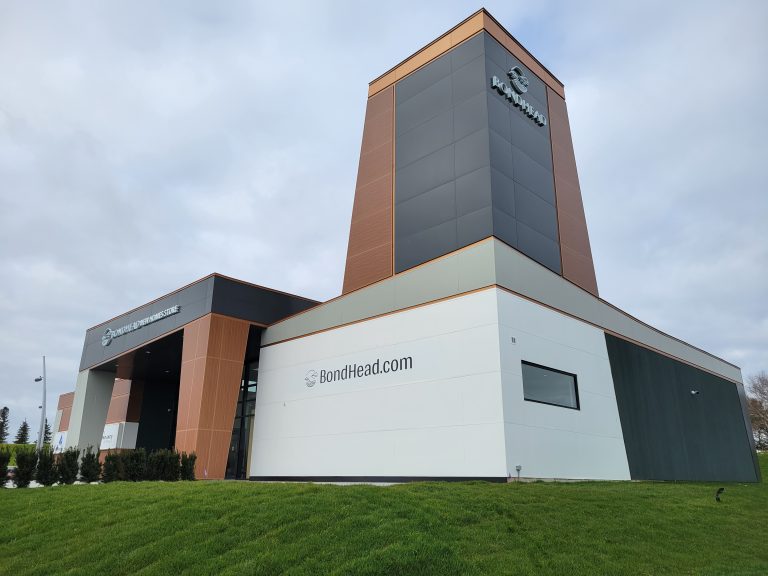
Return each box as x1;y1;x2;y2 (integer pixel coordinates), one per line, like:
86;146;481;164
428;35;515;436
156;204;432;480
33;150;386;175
35;447;58;486
125;448;147;481
145;450;161;481
58;447;80;484
13;448;38;488
102;451;125;482
80;447;101;483
0;446;11;487
180;452;197;481
162;450;181;482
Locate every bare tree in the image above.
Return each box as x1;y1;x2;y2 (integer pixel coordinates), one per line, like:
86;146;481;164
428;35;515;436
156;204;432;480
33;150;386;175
747;371;768;450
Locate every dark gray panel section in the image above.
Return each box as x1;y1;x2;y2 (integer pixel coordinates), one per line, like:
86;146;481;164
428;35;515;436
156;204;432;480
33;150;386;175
394;32;561;275
80;276;318;371
210;276;319;326
605;333;759;482
80;277;216;371
484;33;560;274
395;33;492;274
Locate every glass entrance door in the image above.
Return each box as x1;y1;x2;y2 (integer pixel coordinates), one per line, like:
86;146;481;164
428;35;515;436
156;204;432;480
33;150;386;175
225;362;258;479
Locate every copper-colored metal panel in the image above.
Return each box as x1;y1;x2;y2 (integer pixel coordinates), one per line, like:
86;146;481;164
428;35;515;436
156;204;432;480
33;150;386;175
191;429;212;478
194;314;212;359
547;86;598;296
105;394;129;425
558;211;592;256
181;321;199;364
218;319;250;363
346;207;392;257
561;246;600;297
360;92;394;155
343;243;394;293
351;174;393;217
214;359;244;426
57;392;75;410
197;357;221;430
173;313;249;479
174;430;187;451
355;142;393;189
368;10;564;99
342;85;395;295
206;315;225;358
206;430;232;480
112;378;131;397
59;406;72;431
176;361;194;432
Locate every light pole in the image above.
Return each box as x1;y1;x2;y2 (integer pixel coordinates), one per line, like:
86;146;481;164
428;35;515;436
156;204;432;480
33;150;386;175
35;355;47;451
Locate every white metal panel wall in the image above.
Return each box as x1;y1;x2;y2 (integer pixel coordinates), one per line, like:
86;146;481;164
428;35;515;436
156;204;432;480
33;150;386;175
251;289;507;479
497;289;631;480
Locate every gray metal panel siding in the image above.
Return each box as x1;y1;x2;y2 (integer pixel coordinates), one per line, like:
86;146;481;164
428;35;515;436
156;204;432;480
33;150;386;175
395;33;493;274
210;276;319;326
484;33;560;274
394;32;561;275
492;239;742;382
79;277;215;371
80;276;318;371
605;334;758;482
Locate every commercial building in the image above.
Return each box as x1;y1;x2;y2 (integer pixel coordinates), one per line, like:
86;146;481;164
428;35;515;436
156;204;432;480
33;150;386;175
53;9;760;483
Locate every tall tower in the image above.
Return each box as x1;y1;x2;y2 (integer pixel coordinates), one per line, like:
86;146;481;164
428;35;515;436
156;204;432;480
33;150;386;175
254;9;758;483
343;9;597;297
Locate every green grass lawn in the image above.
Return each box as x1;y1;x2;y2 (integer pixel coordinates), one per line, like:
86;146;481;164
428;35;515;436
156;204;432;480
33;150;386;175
1;455;766;576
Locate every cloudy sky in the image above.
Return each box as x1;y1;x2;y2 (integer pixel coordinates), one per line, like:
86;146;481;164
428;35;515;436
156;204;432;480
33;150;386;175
1;0;766;438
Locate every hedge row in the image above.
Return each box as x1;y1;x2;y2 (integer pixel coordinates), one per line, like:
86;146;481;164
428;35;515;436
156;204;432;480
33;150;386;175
0;446;196;488
102;448;197;483
0;443;36;467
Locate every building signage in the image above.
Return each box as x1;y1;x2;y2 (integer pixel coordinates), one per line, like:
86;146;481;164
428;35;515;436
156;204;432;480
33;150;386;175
100;422;120;450
490;66;547;127
53;431;67;454
305;355;413;387
101;305;181;346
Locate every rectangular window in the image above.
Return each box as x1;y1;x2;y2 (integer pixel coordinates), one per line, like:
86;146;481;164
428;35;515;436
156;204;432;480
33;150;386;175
521;361;579;410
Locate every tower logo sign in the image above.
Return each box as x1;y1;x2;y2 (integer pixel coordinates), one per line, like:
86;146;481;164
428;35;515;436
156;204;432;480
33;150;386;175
490;66;547;127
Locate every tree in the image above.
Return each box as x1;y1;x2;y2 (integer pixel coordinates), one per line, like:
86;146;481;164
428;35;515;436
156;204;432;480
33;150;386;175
747;371;768;450
0;406;8;444
43;419;52;445
14;419;30;444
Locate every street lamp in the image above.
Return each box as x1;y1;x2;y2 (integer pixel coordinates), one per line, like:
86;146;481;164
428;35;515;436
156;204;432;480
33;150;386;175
34;356;47;451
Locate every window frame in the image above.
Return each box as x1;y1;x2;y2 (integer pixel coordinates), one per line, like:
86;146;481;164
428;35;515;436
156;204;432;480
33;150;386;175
521;360;580;411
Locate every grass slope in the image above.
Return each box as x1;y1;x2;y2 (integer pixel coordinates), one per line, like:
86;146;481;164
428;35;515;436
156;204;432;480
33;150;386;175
1;455;766;576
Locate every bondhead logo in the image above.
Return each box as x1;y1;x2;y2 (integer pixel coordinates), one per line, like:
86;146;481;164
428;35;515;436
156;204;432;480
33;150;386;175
101;329;114;347
508;66;529;94
303;356;413;388
490;66;547;127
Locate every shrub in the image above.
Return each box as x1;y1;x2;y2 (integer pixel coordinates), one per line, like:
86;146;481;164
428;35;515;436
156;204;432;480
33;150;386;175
163;450;181;482
102;452;125;482
180;452;197;481
80;447;101;483
0;446;11;487
58;447;80;484
13;448;38;488
145;450;161;481
125;448;147;481
35;447;58;486
146;449;180;481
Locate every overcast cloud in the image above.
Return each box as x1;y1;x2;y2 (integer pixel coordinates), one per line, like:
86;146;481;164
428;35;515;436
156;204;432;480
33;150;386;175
1;0;766;438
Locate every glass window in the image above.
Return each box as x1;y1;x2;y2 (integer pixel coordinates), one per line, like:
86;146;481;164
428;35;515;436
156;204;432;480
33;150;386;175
521;361;579;410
